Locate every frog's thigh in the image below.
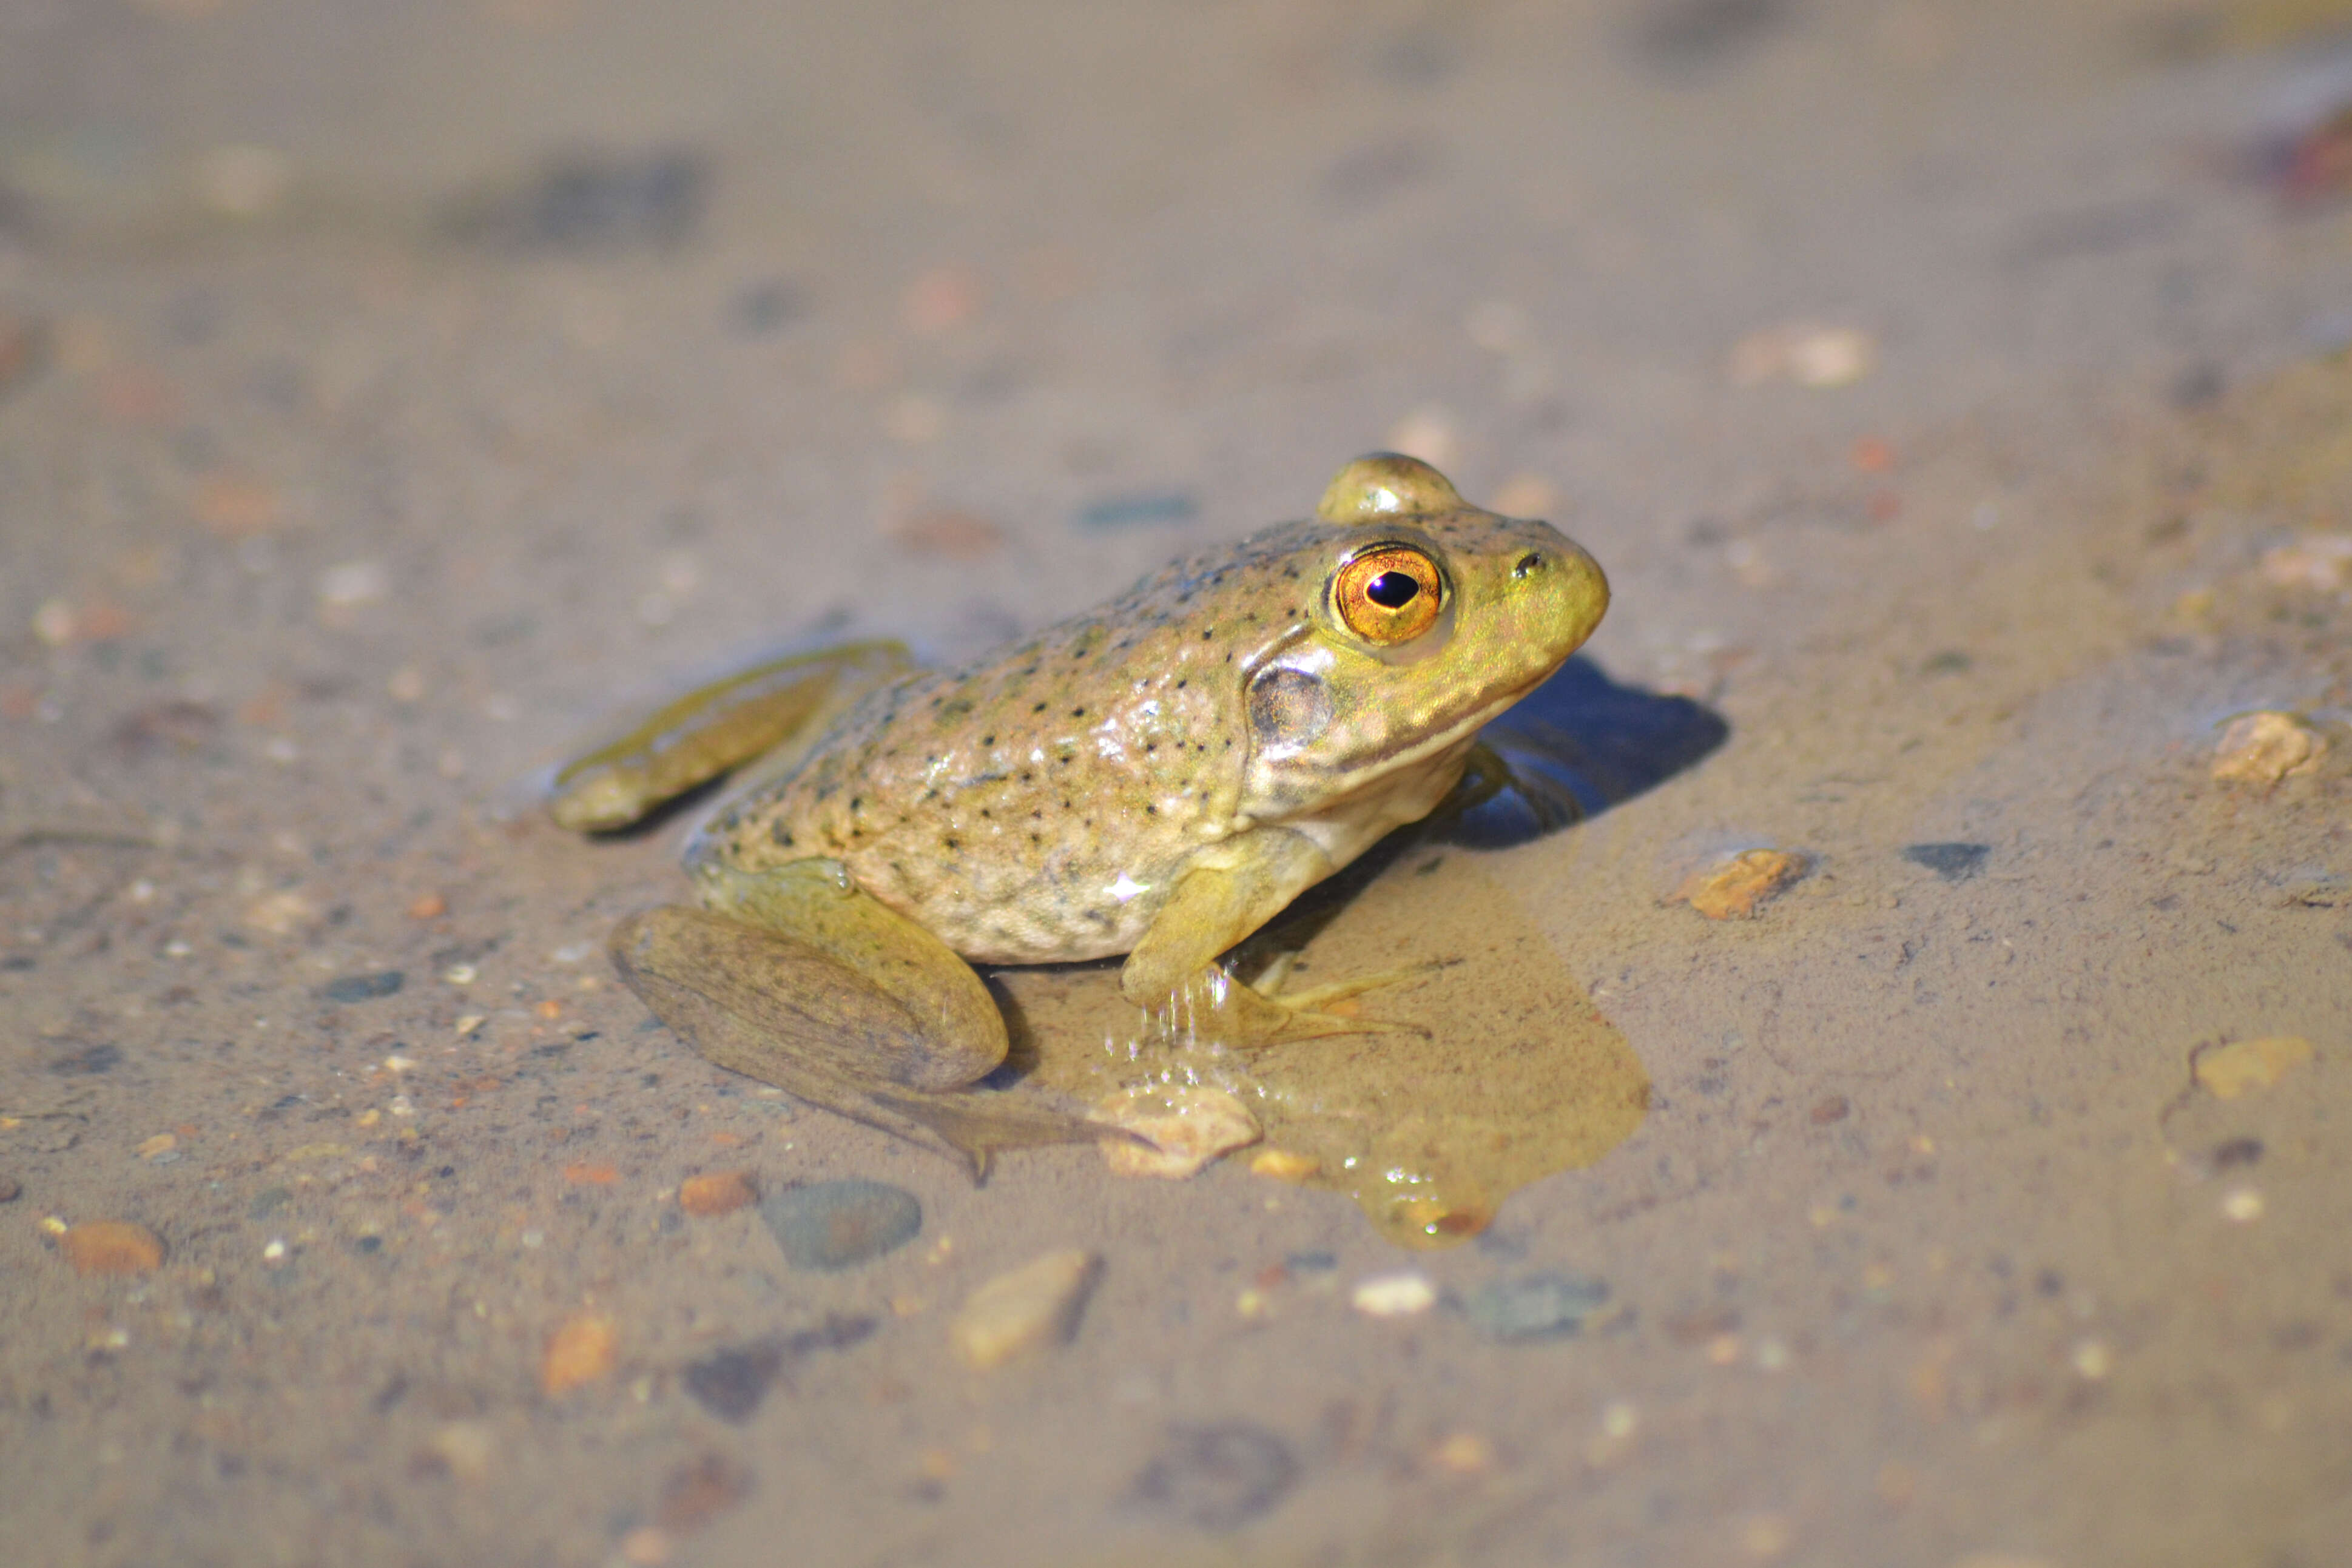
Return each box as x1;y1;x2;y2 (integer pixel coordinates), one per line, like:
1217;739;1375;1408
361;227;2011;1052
551;639;912;833
690;858;1006;1091
1119;829;1336;1008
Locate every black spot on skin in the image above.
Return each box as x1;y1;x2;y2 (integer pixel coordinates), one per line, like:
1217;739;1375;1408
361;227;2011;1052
770;821;795;847
850;796;862;811
1200;628;1215;641
943;836;960;851
980;735;994;747
1071;707;1087;719
1145;804;1157;815
1033;702;1048;713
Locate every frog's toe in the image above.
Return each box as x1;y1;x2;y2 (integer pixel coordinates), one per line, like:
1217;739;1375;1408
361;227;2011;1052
1156;960;1443;1046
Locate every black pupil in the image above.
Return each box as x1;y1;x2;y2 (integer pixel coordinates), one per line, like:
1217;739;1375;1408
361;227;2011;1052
1364;571;1420;609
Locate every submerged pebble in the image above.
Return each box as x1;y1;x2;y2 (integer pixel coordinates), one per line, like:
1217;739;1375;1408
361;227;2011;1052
1127;1422;1299;1532
1902;842;1988;881
2192;1035;2315;1100
682;1342;783;1422
1097;1085;1261;1179
1463;1271;1611;1342
2211;712;2325;787
1351;1271;1437;1317
318;970;404;1004
679;1171;757;1217
950;1248;1100;1370
59;1220;164;1276
1674;848;1808;918
541;1312;619;1395
758;1180;920;1271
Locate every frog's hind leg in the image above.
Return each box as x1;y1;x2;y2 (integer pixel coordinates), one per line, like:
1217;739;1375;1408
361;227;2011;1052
611;865;1127;1179
550;640;914;833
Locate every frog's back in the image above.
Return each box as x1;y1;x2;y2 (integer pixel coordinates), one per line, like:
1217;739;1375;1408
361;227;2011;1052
691;535;1321;964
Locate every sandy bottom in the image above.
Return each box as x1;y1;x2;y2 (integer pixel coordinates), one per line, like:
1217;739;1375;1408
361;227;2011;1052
4;2;2351;1564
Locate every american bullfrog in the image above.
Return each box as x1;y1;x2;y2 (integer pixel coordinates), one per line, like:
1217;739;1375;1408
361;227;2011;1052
551;454;1609;1173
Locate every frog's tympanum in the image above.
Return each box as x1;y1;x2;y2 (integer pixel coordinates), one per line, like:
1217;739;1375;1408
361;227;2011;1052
552;455;1612;1191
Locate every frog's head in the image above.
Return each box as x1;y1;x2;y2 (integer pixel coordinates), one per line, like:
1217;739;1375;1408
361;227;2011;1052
1238;453;1608;813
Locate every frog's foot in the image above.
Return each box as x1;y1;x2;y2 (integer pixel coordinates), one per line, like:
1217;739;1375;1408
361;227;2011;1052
551;640;914;833
1154;957;1445;1048
610;903;1127;1181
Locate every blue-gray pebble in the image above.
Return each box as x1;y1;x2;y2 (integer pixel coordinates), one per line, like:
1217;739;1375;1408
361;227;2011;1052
1463;1271;1610;1342
758;1179;921;1271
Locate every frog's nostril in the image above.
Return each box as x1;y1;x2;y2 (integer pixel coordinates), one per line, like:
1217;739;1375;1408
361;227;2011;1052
1512;552;1545;579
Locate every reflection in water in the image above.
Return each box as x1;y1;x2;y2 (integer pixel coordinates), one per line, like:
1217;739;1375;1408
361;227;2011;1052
994;659;1717;1247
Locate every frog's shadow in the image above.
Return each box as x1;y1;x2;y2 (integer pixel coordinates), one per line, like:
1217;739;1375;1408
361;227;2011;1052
987;655;1727;1077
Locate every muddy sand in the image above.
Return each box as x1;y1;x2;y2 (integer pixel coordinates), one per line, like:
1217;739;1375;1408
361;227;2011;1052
2;2;2349;1564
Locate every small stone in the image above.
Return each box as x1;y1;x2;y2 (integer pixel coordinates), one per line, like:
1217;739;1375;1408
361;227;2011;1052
59;1220;165;1276
406;892;447;920
193;472;282;536
2211;712;2325;787
903;266;982;334
0;1176;19;1203
2221;1186;2265;1223
1462;1271;1609;1341
136;1132;177;1160
562;1163;619;1186
2193;1036;2314;1100
1428;1431;1493;1473
758;1179;921;1271
681;1341;785;1423
950;1248;1101;1370
1097;1085;1261;1179
1788;326;1876;388
1730;323;1876;388
618;1527;671;1566
1902;842;1989;881
243;890;319;935
1809;1095;1851;1125
541;1311;619;1395
655;1452;752;1533
318;970;404;1003
889;508;1005;559
424;1420;497;1482
316;559;389;608
1674;848;1809;918
679;1171;757;1217
2258;534;2352;593
1352;1271;1437;1317
1127;1422;1299;1532
1247;1148;1321;1182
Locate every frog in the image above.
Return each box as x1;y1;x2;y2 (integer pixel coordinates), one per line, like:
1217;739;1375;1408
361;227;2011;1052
550;454;1609;1175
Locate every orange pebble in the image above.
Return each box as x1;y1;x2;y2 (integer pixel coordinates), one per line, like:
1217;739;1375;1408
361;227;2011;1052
534;998;564;1020
61;1220;165;1276
541;1312;619;1395
1849;436;1896;473
564;1162;619;1186
679;1171;757;1217
406;892;447;920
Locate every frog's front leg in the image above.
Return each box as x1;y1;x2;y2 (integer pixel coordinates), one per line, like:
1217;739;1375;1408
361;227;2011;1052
1119;830;1432;1041
610;860;1118;1178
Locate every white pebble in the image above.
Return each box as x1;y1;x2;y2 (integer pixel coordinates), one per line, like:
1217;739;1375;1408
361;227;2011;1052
1350;1271;1437;1317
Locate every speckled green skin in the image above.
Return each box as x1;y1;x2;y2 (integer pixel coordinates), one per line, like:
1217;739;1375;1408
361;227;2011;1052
687;459;1608;970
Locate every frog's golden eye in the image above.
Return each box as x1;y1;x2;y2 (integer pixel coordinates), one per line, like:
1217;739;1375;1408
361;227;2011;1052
1333;545;1443;645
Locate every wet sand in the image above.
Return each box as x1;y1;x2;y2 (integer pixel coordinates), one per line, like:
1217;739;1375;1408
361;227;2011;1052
3;2;2350;1564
